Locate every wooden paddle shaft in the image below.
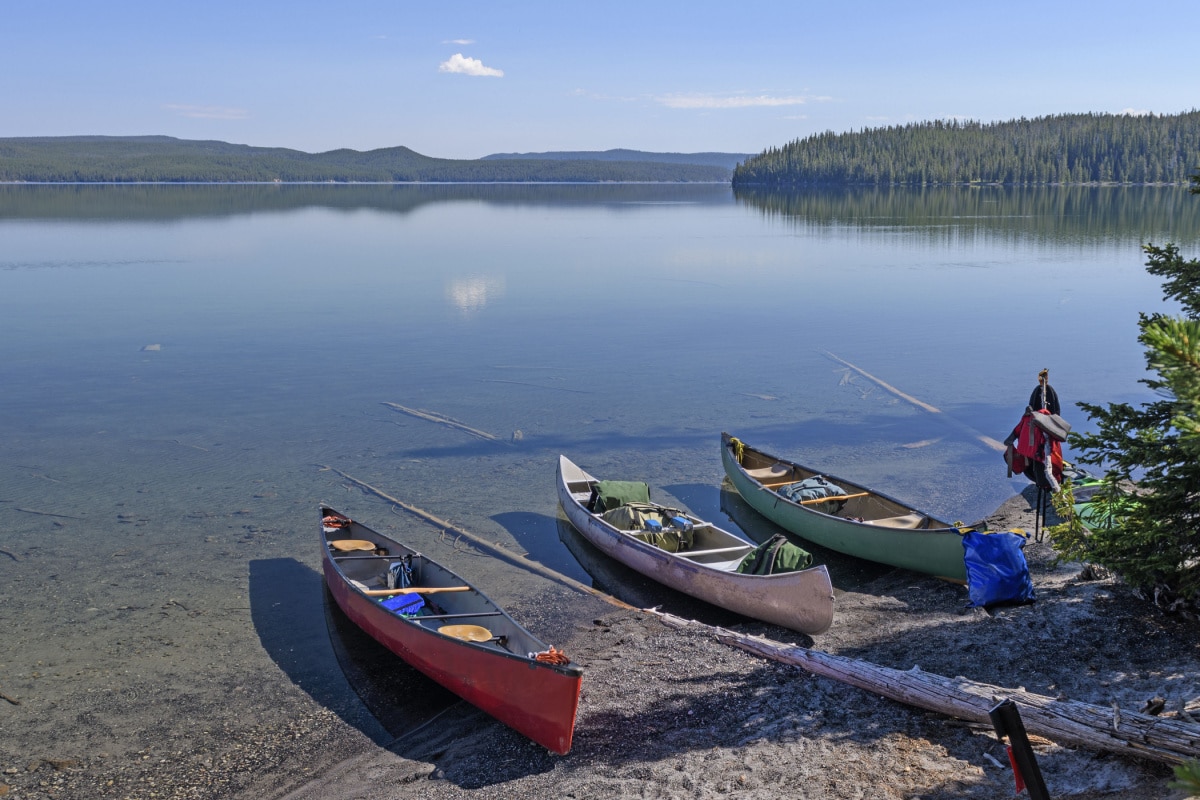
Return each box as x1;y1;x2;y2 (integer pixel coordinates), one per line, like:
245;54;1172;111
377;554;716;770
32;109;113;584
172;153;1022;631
798;491;869;505
362;586;472;597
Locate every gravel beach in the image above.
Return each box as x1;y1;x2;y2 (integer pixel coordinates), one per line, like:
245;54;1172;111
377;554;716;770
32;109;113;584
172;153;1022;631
3;485;1199;800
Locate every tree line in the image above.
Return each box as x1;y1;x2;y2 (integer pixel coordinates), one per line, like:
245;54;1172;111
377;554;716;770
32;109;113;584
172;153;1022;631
733;111;1200;187
0;136;732;183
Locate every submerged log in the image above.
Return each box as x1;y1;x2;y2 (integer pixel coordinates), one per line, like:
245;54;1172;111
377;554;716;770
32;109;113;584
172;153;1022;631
381;402;506;443
824;351;1007;454
319;466;633;611
651;610;1200;766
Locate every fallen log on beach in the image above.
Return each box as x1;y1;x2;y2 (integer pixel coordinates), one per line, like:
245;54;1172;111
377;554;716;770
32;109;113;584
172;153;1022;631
650;609;1200;766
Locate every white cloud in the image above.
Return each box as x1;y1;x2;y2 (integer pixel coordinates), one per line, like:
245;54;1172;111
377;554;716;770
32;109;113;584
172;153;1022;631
444;39;474;45
655;93;825;109
439;53;503;77
1118;107;1151;116
163;104;249;120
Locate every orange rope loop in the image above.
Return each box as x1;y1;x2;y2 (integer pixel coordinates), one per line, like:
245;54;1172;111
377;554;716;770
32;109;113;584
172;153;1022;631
533;646;571;665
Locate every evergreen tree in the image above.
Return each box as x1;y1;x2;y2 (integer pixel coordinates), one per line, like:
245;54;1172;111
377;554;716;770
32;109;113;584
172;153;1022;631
1056;174;1200;606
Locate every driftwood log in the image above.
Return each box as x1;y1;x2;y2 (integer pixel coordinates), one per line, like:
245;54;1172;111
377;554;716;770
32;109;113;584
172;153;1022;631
651;609;1200;766
319;465;633;611
381;402;506;443
824;351;1007;454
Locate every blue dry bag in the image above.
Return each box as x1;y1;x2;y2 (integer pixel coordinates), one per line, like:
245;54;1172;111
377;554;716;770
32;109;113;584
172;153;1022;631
380;592;425;615
961;530;1035;608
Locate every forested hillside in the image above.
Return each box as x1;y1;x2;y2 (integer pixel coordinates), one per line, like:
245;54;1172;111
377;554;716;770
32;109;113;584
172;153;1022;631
0;136;732;183
733;111;1200;187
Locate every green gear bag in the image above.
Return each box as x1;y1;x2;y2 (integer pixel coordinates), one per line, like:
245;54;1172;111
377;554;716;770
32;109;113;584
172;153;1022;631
736;534;813;575
590;480;652;513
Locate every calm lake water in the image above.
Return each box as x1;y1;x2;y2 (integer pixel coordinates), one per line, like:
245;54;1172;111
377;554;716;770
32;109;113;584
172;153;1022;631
1;183;1196;752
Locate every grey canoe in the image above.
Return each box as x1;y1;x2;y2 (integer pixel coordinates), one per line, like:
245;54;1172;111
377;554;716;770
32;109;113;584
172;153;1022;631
556;455;835;635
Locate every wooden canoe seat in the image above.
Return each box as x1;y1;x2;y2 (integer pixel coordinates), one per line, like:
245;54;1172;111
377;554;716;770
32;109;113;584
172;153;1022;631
863;513;927;529
746;464;791;482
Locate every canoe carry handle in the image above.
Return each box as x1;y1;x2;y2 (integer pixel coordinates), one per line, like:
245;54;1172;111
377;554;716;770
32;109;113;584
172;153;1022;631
797;492;869;505
362;586;472;597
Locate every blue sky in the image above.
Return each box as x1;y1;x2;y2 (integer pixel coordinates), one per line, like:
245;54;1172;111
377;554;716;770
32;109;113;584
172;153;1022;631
4;1;1197;160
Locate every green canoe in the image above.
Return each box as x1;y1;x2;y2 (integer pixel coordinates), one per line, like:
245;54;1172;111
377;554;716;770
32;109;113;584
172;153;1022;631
721;433;968;582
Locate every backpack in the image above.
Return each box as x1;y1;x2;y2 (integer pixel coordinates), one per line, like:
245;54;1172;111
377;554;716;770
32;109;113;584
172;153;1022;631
778;476;846;514
601;501;695;552
736;534;814;575
589;480;652;513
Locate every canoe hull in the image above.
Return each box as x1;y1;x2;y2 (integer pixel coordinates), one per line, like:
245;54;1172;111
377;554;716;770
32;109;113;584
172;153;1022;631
320;506;582;754
721;434;967;582
557;456;834;635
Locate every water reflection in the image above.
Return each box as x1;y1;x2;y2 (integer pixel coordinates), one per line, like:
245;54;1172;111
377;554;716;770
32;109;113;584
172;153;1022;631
4;183;1197;251
734;184;1200;246
447;274;505;314
0;183;735;222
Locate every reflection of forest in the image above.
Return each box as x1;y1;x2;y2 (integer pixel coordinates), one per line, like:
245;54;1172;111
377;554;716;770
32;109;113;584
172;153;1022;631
735;185;1200;245
3;184;1196;247
0;183;734;221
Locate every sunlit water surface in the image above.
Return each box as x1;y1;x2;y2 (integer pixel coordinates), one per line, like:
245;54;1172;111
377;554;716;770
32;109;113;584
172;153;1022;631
1;183;1194;742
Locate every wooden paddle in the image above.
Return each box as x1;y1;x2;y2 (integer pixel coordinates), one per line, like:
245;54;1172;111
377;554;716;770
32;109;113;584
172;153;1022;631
362;586;472;597
797;492;869;505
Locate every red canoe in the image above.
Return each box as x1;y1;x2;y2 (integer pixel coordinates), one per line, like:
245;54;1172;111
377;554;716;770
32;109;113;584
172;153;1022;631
320;505;582;754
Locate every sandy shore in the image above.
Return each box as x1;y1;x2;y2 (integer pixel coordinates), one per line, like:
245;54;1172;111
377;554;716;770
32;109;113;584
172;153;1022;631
3;485;1199;799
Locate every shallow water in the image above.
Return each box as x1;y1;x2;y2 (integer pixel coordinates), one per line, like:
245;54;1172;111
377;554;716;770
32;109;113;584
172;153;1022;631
0;183;1193;752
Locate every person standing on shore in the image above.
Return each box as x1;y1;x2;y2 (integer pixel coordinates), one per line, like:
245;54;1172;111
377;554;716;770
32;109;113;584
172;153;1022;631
1029;368;1059;415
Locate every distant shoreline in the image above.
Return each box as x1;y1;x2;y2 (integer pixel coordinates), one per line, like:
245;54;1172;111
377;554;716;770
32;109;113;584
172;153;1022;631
0;180;733;186
1;180;1190;187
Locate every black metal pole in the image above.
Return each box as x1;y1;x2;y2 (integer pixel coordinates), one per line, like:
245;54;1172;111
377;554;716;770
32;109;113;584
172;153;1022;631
1033;487;1043;542
989;699;1050;799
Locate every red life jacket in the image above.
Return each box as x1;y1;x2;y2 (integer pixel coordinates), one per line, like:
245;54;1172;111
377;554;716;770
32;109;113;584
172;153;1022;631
1005;410;1063;487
